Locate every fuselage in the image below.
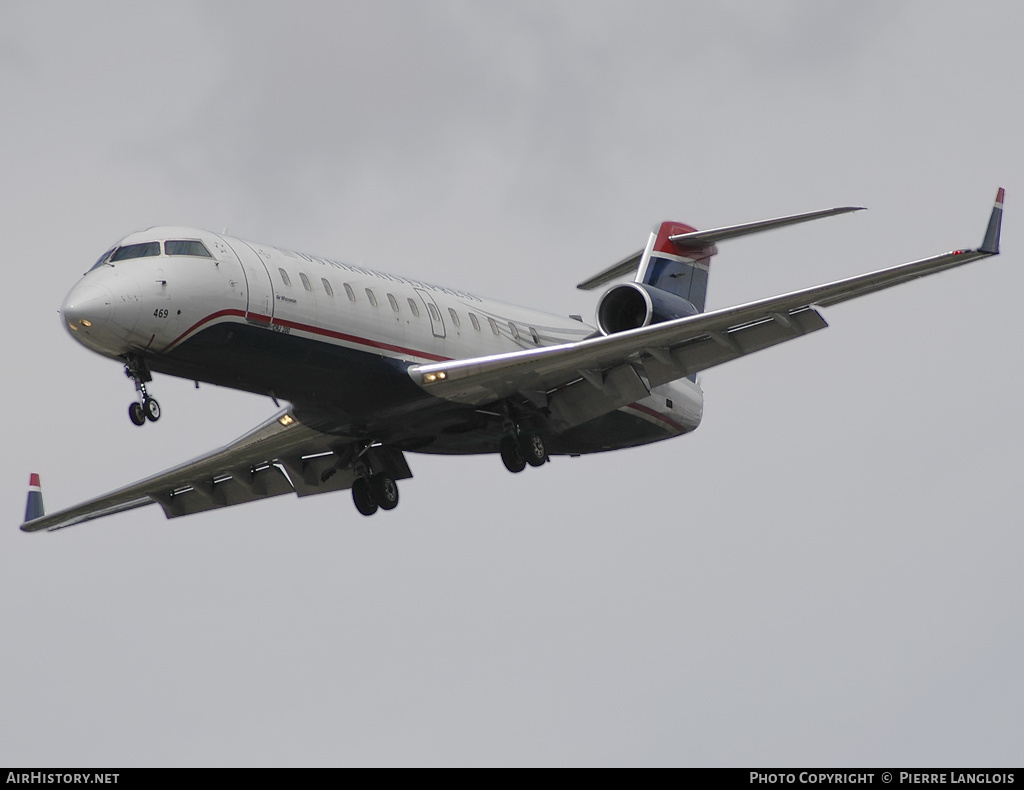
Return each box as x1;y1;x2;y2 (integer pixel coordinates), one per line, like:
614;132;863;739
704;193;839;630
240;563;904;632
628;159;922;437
62;226;703;454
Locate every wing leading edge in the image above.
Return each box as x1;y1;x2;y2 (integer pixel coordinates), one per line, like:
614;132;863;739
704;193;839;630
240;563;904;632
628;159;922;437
412;190;1005;430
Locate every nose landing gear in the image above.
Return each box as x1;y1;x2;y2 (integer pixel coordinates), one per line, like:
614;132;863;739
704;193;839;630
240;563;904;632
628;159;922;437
124;355;160;426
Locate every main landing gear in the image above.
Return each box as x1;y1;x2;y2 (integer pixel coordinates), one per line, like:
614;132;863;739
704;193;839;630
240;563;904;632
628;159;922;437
124;354;160;427
351;473;400;516
349;446;403;517
500;430;549;473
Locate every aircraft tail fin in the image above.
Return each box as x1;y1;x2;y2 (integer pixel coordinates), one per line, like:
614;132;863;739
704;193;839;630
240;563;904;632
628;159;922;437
25;473;44;523
635;221;715;313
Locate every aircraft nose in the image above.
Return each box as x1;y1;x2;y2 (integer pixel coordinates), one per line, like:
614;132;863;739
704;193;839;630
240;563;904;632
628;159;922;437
62;283;111;332
61;282;116;350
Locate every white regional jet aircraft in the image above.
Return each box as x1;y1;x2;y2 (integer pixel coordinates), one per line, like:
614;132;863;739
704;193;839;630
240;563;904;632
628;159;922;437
21;190;1005;532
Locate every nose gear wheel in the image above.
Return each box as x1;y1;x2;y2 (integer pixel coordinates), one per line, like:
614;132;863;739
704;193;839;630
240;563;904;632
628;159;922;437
128;402;146;426
124;354;160;426
143;397;161;422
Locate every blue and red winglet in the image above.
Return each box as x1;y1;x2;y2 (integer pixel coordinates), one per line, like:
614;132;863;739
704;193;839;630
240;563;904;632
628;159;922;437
25;473;44;523
980;187;1004;254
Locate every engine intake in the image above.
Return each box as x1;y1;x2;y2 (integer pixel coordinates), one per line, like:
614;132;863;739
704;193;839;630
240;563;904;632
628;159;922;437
596;283;699;335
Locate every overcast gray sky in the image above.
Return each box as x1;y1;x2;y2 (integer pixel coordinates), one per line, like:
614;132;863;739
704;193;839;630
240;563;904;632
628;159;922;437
3;0;1022;767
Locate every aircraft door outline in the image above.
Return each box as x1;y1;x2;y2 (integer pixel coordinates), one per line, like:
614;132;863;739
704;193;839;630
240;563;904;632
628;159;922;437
415;288;446;339
225;239;275;325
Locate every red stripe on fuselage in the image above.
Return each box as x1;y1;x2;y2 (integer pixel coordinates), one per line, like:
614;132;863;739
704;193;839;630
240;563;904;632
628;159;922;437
165;309;247;351
163;308;450;362
271;317;449;361
624;402;688;433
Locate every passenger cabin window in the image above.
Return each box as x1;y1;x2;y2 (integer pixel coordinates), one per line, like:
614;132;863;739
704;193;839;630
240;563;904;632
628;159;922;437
407;298;420;317
469;312;480;331
278;268;291;286
344;283;356;301
299;273;311;291
365;288;377;307
427;303;441;322
110;242;160;261
387;293;400;312
165;240;212;258
448;308;460;327
321;278;334;296
487;317;499;335
509;322;520;340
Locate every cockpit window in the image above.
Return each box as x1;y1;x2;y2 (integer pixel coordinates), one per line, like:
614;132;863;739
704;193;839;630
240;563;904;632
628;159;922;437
89;248;116;271
166;239;212;258
110;242;161;261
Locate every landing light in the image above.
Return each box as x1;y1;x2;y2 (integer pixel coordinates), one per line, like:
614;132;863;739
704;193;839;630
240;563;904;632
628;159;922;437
423;371;448;384
68;323;79;331
80;319;92;327
278;414;295;427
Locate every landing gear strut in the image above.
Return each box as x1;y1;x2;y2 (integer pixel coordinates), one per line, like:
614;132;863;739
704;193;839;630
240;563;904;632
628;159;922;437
124;354;160;426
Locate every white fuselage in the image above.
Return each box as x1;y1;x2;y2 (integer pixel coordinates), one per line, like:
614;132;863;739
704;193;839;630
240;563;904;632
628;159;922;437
62;226;704;450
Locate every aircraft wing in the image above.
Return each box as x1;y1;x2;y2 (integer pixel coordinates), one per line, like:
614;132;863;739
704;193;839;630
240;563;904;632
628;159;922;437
21;408;409;532
412;190;1004;430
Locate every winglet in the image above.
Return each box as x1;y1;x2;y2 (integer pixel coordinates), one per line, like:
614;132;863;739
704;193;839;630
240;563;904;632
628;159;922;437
24;473;44;523
980;187;1004;255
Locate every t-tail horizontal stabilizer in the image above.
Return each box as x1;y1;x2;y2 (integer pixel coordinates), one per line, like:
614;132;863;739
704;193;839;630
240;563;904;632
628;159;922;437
25;474;44;522
577;205;865;291
666;206;866;247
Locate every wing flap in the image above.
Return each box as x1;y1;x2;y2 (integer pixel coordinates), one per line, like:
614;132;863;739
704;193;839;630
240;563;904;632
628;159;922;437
639;308;829;389
545;308;828;430
155;464;296;519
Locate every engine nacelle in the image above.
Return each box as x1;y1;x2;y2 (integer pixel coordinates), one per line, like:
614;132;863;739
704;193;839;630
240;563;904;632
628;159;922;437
596;282;699;335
